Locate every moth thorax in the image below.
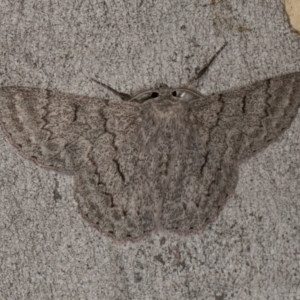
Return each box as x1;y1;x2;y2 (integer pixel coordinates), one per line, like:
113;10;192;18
151;97;185;118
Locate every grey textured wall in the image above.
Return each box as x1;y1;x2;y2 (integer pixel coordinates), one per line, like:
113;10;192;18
0;1;300;299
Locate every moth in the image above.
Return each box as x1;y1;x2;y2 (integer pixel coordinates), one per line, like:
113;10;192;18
1;49;300;242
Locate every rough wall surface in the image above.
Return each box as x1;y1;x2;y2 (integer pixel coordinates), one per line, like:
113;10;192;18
0;0;300;299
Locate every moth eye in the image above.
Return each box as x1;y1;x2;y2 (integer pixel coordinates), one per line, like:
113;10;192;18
152;92;159;98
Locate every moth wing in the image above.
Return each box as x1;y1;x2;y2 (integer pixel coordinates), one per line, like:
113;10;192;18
191;72;300;162
0;86;150;241
161;72;300;233
74;104;161;241
0;87;140;172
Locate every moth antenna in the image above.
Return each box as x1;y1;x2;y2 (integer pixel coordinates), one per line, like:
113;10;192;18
90;78;132;101
187;42;227;88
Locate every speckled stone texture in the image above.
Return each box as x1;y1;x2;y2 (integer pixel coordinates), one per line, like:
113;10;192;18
0;0;300;299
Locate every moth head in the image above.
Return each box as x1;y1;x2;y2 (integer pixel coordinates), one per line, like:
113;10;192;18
130;87;202;116
144;88;185;116
130;87;202;102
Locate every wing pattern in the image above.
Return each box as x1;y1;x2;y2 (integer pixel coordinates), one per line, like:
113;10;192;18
1;72;299;241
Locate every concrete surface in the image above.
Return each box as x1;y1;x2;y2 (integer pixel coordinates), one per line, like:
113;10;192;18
0;0;300;299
